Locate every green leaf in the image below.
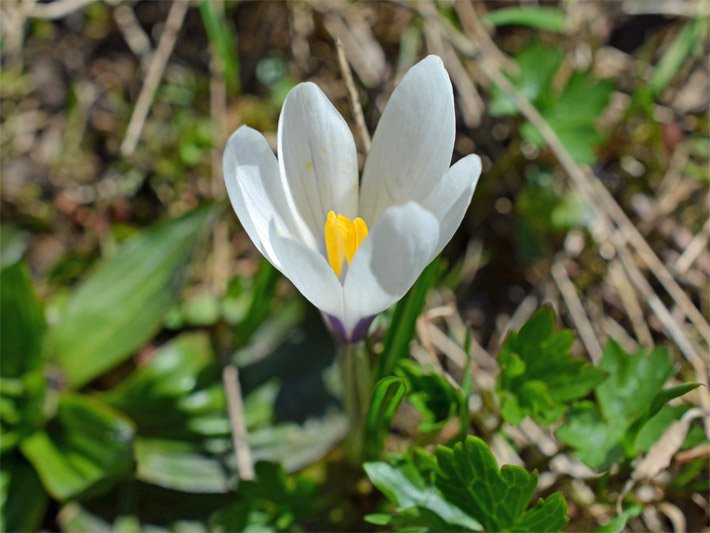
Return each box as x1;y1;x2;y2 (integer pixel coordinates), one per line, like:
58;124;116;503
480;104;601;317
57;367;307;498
199;0;240;93
364;460;481;531
482;7;566;33
377;258;440;380
0;262;46;378
489;42;564;116
557;341;695;470
0;454;48;533
101;332;220;438
556;401;624;471
135;437;234;493
595;504;642;533
365;376;407;460
650;17;709;96
490;42;613;163
435;436;567;532
211;462;320;532
649;383;701;417
20;393;134;500
596;341;673;427
497;307;605;425
50;205;218;388
397;360;464;434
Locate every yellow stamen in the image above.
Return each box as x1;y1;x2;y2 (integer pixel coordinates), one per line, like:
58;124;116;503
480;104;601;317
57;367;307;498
324;210;368;276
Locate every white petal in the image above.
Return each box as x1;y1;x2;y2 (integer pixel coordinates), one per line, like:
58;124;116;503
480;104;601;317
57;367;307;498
269;221;344;319
343;202;439;331
278;82;359;246
223;126;302;266
421;154;482;256
359;55;455;224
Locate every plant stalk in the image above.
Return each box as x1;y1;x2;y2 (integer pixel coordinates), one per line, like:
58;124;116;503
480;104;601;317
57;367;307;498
339;342;372;463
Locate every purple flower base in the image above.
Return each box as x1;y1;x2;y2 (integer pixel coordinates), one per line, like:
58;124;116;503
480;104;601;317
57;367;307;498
323;314;375;344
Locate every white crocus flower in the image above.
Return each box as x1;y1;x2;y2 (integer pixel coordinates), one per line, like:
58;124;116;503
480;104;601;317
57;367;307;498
224;55;482;343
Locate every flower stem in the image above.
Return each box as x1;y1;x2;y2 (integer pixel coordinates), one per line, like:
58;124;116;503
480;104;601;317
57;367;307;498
339;342;372;463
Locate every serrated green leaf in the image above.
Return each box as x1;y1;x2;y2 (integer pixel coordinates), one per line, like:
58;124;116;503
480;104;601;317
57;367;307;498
524;72;614;164
50;205;218;388
516;492;569;532
20;393;134;500
596;341;674;427
210;461;320;531
365;376;407;460
497;307;605;425
364;460;481;531
435;436;567;531
397;360;464;435
556;401;624;471
490;42;564;116
558;341;696;470
482;7;566;33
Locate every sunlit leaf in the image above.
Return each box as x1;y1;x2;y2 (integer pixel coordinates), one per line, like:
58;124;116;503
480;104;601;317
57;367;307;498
497;307;605;425
20;393;134;500
50;205;218;388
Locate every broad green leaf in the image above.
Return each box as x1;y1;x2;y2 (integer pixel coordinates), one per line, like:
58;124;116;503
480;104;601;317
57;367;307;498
0;262;46;378
0;454;48;533
365;376;407;460
364;460;481;531
435;436;568;532
20;393;134;500
595;504;642;533
482;7;565;33
377;258;440;380
101;332;221;438
497;307;605;425
135;437;234;493
50;205;217;388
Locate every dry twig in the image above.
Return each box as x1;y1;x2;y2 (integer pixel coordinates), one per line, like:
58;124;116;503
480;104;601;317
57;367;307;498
551;259;603;362
335;38;371;153
120;0;189;157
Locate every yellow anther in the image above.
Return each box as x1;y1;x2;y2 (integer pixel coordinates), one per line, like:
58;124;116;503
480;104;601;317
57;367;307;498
324;210;368;276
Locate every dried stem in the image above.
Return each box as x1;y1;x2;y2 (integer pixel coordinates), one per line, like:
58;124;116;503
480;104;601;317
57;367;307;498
214;323;255;482
120;0;189;157
551;259;603;363
335;38;371;153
